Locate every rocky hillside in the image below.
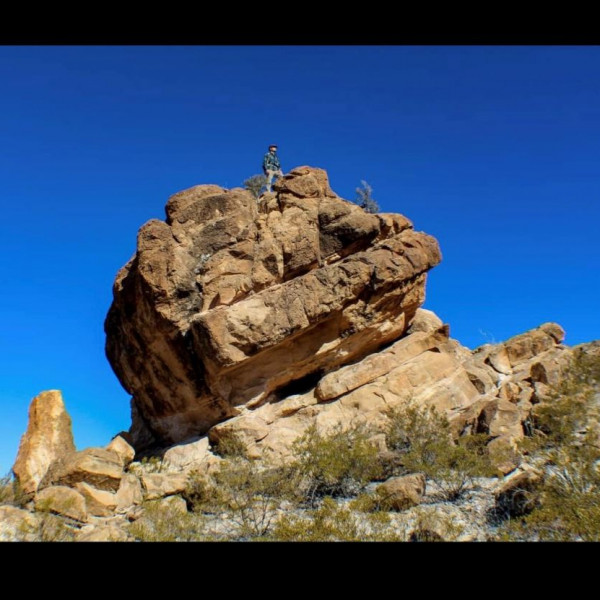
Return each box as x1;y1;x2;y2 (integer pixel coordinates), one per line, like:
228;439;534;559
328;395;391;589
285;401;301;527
2;166;599;542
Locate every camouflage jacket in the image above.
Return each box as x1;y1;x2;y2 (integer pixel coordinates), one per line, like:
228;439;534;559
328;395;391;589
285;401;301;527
263;151;281;173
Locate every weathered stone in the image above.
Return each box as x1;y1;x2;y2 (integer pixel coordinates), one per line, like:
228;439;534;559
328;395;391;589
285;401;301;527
74;482;117;517
487;436;521;475
494;468;542;517
106;433;136;467
76;523;130;542
0;506;40;541
12;390;76;497
35;485;87;522
477;400;523;440
504;323;564;367
141;472;188;500
315;328;449;402
105;166;442;449
156;495;188;515
162;436;212;472
486;347;512;375
377;474;426;511
406;308;443;334
115;473;144;513
41;447;123;492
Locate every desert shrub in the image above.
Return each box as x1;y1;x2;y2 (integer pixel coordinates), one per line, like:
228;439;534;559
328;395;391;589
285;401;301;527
409;507;466;542
129;499;207;542
243;174;267;199
209;459;287;538
291;423;383;505
355;180;380;214
498;350;600;540
0;473;14;505
525;351;600;452
186;450;294;539
385;403;495;501
212;433;249;459
270;497;402;541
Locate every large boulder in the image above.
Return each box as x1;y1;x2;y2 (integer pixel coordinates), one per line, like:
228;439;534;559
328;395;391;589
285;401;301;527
34;485;87;522
105;167;441;449
12;390;76;497
40;447;123;492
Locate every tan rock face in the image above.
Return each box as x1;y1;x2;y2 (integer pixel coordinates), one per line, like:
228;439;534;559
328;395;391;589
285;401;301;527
34;485;87;522
141;472;188;500
40;447;123;492
0;506;40;541
12;390;76;496
74;482;117;517
105;167;441;449
377;474;426;511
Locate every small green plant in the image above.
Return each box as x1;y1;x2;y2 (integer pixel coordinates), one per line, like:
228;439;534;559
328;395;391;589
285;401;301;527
129;499;208;542
498;349;600;540
243;174;268;199
409;507;466;542
385;403;495;501
291;423;382;505
185;442;294;540
139;455;164;473
270;497;402;541
355;180;380;214
0;473;14;505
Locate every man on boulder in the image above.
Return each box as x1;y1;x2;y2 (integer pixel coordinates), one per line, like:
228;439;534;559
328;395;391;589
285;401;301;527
263;144;283;193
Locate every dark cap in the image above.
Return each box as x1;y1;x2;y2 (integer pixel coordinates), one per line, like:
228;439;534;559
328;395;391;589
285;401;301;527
268;144;278;149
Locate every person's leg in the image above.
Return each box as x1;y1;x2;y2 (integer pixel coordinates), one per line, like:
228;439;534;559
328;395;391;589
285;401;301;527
266;170;275;192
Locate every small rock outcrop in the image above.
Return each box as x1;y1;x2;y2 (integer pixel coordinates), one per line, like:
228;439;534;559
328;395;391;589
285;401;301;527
12;390;76;497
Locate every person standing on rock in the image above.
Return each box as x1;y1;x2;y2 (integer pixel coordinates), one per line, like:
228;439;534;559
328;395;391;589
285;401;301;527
263;144;283;193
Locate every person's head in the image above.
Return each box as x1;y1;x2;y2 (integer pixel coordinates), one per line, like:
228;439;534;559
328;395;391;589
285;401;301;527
269;145;278;152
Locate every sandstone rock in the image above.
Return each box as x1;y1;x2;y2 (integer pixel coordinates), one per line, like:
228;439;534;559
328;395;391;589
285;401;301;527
406;308;443;334
141;472;188;500
477;400;524;440
105;167;442;449
12;390;76;497
76;523;130;542
156;495;188;515
162;436;212;472
494;468;542;517
115;473;144;513
41;447;123;492
315;328;449;402
377;474;426;511
34;485;87;522
487;436;521;475
504;323;565;367
486;347;512;375
0;506;40;541
74;482;117;517
106;433;136;467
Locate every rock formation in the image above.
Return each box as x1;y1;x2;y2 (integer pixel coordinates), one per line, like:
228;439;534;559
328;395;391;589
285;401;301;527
12;390;76;496
5;166;598;541
105;166;441;448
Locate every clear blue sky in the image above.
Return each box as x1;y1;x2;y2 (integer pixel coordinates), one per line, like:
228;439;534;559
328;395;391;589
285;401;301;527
1;46;599;474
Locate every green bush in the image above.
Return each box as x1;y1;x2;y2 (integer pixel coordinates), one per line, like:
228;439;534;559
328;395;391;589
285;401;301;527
0;473;14;505
243;174;267;199
291;423;382;505
270;497;401;541
185;448;295;540
129;499;207;542
385;403;495;501
498;349;600;540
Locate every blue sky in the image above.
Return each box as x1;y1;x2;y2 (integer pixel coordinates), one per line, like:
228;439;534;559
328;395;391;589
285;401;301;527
1;46;599;474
